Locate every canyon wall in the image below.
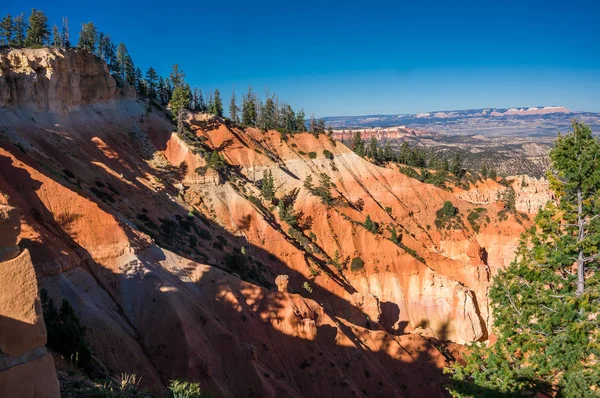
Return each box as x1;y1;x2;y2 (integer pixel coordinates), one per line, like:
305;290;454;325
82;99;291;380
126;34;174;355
0;47;550;397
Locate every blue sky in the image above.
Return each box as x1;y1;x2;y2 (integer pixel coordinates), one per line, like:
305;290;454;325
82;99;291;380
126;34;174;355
3;0;600;116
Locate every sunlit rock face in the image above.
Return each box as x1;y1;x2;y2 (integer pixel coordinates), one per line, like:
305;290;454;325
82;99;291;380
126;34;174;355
0;47;547;396
0;203;60;398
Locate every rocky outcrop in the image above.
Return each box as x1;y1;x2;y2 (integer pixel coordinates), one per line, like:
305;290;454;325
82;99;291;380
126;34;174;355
457;176;552;214
275;274;289;292
0;47;134;112
0;203;59;398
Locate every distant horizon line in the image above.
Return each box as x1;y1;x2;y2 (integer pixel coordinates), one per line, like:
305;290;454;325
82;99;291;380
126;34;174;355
321;105;592;119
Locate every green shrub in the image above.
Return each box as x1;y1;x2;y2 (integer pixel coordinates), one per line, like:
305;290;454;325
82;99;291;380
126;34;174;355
41;289;93;372
308;152;317;159
168;380;210;398
350;257;364;271
467;208;487;233
323;150;334;160
435;201;462;230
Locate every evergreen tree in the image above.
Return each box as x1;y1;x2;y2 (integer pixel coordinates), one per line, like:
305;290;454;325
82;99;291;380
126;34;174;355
195;88;206;111
96;32;113;61
124;54;135;85
369;137;379;159
145;67;159;99
51;24;60;47
170;85;191;119
447;121;600;398
242;86;257;126
134;67;146;96
207;93;214;114
12;14;26;47
115;43;129;80
309;113;317;133
169;64;185;88
316;118;326;134
480;164;488;179
352;132;365;157
61;17;70;48
229;89;239;123
450;153;463;178
295;109;305;132
260;95;276;130
24;9;49;47
77;22;97;52
0;15;13;46
280;103;296;132
212;88;223;117
399;141;411;164
383;143;394;161
157;76;166;104
261;170;275;200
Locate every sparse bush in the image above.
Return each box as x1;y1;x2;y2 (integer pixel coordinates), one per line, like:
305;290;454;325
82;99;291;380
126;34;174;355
350;257;364;272
435;201;462;230
168;380;209;398
302;281;313;293
467;207;487;233
308;152;317;159
323;149;334;160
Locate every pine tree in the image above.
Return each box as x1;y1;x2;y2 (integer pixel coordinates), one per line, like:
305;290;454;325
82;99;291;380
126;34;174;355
78;22;97;52
145;67;159;99
447;121;600;398
61;17;70;48
134;67;146;96
369;137;378;159
480;164;488;179
124;55;135;85
242;86;257;126
261;170;275;201
309;113;317;133
352;132;365;157
115;43;129;80
24;9;49;47
316;118;326;134
196;89;206;111
295;109;305;132
169;64;185;88
450;154;463;178
170;85;191;119
13;14;26;47
98;33;115;65
212;89;223;117
51;24;60;47
0;15;13;46
229;89;239;123
261;95;276;130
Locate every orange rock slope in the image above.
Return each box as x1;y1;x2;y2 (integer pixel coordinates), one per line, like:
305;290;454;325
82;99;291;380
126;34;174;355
0;48;548;397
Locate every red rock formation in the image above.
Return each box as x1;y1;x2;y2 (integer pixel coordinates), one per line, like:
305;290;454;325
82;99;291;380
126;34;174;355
0;200;60;398
0;47;545;396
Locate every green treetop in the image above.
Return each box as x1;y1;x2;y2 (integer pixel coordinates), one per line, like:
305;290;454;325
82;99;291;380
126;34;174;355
24;9;49;47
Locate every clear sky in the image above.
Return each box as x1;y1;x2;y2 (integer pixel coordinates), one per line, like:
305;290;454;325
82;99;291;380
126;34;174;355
3;1;600;117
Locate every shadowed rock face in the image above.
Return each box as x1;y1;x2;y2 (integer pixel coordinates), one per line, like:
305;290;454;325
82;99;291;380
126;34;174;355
0;203;60;398
0;48;550;397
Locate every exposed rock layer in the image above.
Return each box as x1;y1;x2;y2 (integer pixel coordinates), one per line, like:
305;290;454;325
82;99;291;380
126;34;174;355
0;48;551;397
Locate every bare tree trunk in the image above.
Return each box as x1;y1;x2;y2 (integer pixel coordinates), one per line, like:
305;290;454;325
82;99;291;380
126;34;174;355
576;186;585;296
